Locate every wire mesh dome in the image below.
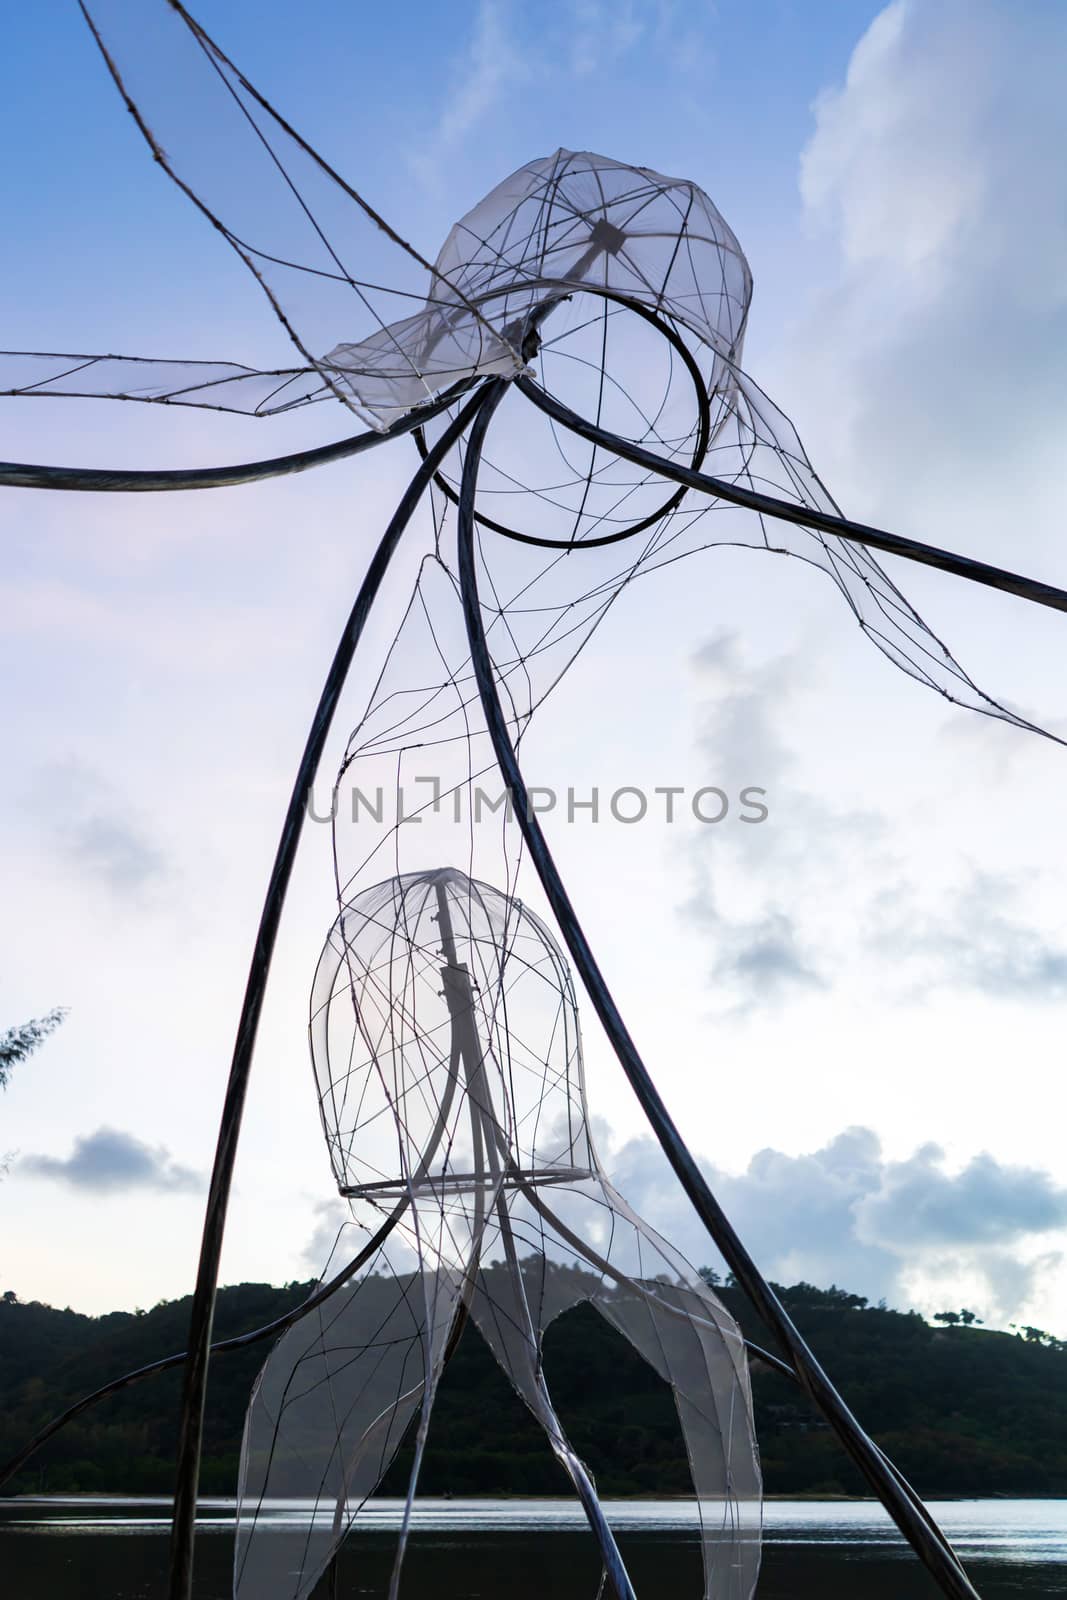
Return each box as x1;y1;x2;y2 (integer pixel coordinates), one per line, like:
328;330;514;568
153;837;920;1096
232;867;762;1600
310;867;593;1202
323;148;752;429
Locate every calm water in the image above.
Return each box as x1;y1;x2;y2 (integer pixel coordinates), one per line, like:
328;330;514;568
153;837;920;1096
1;1496;1064;1598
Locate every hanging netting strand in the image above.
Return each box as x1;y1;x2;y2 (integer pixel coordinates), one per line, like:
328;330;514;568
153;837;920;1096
231;869;759;1600
456;381;984;1600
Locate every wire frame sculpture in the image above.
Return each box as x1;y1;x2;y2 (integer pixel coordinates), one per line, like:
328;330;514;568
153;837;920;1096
3;8;1065;1600
236;868;759;1600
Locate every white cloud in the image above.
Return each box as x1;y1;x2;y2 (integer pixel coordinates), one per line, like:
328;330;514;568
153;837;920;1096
680;626;1067;1018
567;0;646;76
855;1142;1067;1250
303;1199;351;1271
802;0;1067;295
408;0;527;187
27;759;169;899
20;1126;202;1194
607;1123;1067;1328
791;0;1067;561
801;0;984;284
409;0;719;184
680;628;890;1014
868;870;1067;1001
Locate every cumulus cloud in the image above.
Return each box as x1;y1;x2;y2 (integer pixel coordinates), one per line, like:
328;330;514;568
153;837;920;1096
855;1141;1067;1249
682;629;881;1013
802;0;1067;293
302;1199;421;1279
302;1199;352;1271
690;630;802;792
30;759;168;897
870;870;1067;1001
21;1127;201;1194
606;1124;1067;1326
801;0;986;282
707;908;825;1005
296;1123;1067;1330
682;630;1067;1016
794;0;1067;547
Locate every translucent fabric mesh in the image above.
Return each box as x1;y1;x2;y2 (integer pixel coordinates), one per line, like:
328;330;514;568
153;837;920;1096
2;87;1044;736
309;869;593;1201
236;869;761;1600
0;352;333;417
324;148;750;428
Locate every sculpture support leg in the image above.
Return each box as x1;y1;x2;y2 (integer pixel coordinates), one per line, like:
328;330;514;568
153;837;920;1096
437;872;637;1600
469;1243;637;1600
167;382;493;1600
457;377;983;1600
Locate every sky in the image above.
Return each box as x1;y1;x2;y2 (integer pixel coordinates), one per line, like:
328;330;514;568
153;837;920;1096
2;0;1067;1336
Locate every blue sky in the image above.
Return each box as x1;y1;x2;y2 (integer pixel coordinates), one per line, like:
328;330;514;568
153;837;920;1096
3;2;863;355
3;0;1067;1332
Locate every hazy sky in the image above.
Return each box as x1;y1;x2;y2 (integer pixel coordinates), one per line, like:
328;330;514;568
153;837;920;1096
3;0;1067;1334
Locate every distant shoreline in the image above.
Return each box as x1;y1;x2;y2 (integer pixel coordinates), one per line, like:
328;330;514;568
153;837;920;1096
6;1282;1065;1500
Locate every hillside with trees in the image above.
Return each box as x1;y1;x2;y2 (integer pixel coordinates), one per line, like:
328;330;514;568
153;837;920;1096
1;1276;1065;1498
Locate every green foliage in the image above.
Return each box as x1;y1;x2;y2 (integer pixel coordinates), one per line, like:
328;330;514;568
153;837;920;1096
1;1276;1065;1497
0;1009;67;1090
1011;1322;1066;1351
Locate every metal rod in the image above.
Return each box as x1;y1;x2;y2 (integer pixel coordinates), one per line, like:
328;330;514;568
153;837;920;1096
522;1165;957;1567
412;292;713;548
0;380;473;493
457;378;983;1600
435;878;635;1600
166;382;494;1600
516;374;1067;615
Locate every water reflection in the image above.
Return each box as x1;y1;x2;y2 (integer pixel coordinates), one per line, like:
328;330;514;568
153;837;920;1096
1;1498;1063;1599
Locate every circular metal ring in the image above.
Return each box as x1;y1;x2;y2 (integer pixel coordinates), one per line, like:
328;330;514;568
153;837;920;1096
413;287;712;549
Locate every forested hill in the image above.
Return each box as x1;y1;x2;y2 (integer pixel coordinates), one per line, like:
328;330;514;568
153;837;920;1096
2;1278;1066;1498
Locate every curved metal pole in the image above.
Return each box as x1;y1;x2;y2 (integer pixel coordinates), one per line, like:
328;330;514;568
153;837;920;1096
457;379;983;1600
412;291;713;549
516;375;1067;616
0;380;473;493
166;381;494;1600
520;1171;957;1566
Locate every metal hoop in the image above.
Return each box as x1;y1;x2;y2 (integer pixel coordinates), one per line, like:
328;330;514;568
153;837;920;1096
413;288;713;549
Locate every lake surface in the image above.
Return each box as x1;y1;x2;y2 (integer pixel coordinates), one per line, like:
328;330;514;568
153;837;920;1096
1;1496;1064;1598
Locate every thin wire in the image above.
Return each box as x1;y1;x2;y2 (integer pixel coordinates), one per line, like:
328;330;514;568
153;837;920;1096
0;377;475;491
516;374;1067;624
166;384;496;1600
457;376;984;1600
0;1204;409;1493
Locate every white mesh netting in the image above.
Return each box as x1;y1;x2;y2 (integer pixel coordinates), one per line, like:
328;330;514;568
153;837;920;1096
236;869;760;1600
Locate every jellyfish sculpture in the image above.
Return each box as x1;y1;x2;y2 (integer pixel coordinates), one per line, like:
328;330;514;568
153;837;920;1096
5;10;1065;1600
235;868;760;1600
